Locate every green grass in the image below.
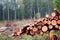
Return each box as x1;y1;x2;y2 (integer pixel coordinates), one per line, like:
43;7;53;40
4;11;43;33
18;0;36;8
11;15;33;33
0;31;60;40
0;34;13;40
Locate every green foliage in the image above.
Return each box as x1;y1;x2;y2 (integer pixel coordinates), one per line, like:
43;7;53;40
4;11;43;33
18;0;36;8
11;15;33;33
0;33;49;40
20;34;33;40
0;0;53;20
33;34;43;40
15;33;49;40
35;12;41;18
0;34;13;40
43;33;49;39
54;30;60;37
33;33;49;40
53;0;60;11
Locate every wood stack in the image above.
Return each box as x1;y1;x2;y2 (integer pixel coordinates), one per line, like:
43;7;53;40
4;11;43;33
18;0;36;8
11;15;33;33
14;9;60;36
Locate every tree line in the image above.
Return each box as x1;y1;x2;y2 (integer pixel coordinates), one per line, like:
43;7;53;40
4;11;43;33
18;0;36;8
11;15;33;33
0;0;56;21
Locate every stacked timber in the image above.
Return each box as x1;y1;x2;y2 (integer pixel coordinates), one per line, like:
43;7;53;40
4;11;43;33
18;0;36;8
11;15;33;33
13;9;60;36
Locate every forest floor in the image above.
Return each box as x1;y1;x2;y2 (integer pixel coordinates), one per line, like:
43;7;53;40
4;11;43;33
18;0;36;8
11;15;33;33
0;19;34;37
0;19;33;27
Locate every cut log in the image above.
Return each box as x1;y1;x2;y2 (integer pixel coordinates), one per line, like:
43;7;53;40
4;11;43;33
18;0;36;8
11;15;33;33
29;24;33;27
43;20;47;24
42;26;48;32
33;27;38;32
40;31;44;35
51;20;57;25
59;26;60;30
57;20;60;24
55;25;59;29
14;28;19;33
47;20;51;25
27;27;30;30
50;29;56;40
51;12;56;17
0;27;7;32
49;25;53;29
38;26;42;29
59;15;60;19
29;27;33;30
54;16;58;20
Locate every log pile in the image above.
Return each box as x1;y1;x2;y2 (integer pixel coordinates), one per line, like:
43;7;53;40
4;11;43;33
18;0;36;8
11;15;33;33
14;9;60;36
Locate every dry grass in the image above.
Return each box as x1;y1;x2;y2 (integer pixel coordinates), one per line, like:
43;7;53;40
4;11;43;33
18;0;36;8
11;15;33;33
0;19;33;27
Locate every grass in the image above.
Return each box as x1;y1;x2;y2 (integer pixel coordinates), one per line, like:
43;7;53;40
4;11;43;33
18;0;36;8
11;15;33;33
0;19;33;27
0;29;60;40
